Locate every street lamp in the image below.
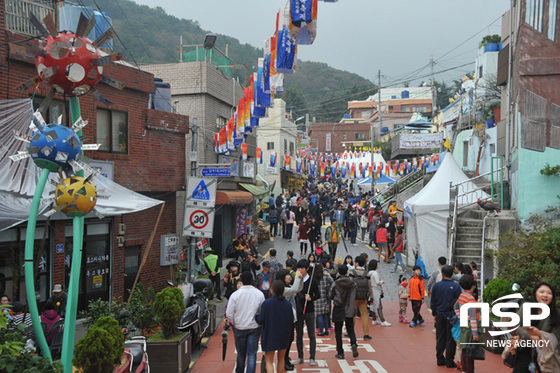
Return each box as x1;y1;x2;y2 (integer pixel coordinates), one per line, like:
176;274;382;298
203;33;217;50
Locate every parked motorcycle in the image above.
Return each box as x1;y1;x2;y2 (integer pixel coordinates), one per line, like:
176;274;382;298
115;310;150;373
174;278;213;346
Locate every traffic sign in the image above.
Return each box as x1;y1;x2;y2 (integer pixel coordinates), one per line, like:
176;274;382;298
186;177;216;207
201;168;231;177
183;206;214;238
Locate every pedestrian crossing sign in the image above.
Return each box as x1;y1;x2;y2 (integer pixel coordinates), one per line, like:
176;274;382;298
186;177;216;207
192;180;210;200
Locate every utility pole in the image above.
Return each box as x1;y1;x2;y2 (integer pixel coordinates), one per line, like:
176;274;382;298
430;56;437;115
378;70;382;138
188;118;198;283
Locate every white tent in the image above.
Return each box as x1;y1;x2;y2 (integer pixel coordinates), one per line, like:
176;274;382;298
403;153;487;273
0;99;163;231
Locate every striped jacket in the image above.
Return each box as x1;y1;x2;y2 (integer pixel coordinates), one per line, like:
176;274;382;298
454;290;479;336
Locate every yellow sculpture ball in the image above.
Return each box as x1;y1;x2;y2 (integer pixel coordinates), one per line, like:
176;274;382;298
54;176;97;217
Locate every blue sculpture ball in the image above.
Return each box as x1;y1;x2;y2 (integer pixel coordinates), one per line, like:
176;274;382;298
28;123;81;172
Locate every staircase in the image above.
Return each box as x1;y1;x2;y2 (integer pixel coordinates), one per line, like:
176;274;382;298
453;211;485;265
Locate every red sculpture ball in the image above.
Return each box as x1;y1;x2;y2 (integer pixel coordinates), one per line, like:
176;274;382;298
35;31;103;96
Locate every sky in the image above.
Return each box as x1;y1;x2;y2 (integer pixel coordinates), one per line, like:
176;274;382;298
132;0;510;87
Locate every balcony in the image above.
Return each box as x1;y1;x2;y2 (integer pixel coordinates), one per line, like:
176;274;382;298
5;0;54;37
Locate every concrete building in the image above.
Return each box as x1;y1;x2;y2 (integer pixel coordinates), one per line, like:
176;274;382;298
497;0;560;220
141;59;263;253
257;99;297;196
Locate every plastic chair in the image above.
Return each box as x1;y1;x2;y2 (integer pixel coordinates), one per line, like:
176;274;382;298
47;319;64;360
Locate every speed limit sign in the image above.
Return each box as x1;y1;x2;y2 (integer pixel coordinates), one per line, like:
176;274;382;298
183;206;215;238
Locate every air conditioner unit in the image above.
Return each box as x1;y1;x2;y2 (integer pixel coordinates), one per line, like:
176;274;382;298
118;223;126;235
117;236;125;247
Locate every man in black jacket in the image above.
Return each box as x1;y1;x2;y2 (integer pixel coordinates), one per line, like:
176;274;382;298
330;265;359;359
293;259;320;366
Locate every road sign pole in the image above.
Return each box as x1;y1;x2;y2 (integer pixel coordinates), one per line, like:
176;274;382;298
188;118;197;284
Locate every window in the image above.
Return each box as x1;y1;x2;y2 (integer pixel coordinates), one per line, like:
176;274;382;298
463;141;469;167
549;0;557;40
478;65;484;79
526;0;544;32
267;142;274;150
355;133;365;141
97;109;128;154
550;103;560;149
343;133;347;140
216;116;227;129
522;89;547;152
289;142;294;155
284;139;288;154
5;0;53;36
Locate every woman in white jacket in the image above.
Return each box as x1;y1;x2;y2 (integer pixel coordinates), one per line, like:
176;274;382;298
367;260;391;327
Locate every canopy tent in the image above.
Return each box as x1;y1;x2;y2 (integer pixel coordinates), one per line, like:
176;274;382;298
357;174;396;186
0;99;163;231
403;153;487;274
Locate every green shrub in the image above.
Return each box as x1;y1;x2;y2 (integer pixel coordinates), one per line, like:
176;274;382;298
128;283;157;333
153;287;185;339
82;298;123;329
0;323;62;372
495;214;560;298
483;278;513;304
73;317;124;373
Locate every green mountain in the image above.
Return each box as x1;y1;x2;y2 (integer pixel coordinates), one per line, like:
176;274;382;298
80;0;377;122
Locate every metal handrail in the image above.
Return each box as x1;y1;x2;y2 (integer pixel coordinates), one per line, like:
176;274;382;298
448;166;505;265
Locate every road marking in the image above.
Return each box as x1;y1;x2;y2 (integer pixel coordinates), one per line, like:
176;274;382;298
262;248;271;259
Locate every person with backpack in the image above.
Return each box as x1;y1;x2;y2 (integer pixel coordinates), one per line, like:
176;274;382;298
330;265;359;360
325;219;341;262
349;256;372;340
268;207;279;237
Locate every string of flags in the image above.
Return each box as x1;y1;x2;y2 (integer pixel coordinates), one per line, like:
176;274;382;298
273;150;444;179
213;0;338;156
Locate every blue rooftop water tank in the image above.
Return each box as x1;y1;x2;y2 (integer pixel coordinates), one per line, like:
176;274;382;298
391;95;397;99
381;126;389;134
401;90;410;99
343;114;351;119
153;78;172;112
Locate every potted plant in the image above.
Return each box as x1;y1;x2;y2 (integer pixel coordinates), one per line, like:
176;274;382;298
481;278;514;353
479;34;502;51
73;316;124;373
146;287;191;373
256;219;269;242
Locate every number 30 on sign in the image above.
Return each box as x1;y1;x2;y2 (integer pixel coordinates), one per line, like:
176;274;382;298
183;206;215;238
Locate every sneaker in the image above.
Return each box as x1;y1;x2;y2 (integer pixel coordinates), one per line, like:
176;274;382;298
380;321;392;327
390;269;395;273
352;243;358;246
402;318;410;324
335;353;345;359
351;344;359;357
372;320;381;325
315;328;320;333
363;335;372;340
416;319;425;326
409;322;417;327
328;327;334;331
216;298;223;303
292;359;303;365
285;362;294;371
309;359;316;366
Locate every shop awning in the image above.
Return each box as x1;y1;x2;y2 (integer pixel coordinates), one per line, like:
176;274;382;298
216;190;253;205
239;183;269;198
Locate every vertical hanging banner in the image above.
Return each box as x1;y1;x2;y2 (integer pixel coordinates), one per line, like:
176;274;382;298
290;0;318;45
276;8;297;74
241;143;248;160
256;59;272;108
236;97;246;135
296;158;302;173
320;161;325;176
270;152;277;167
256;147;263;164
285;154;291;170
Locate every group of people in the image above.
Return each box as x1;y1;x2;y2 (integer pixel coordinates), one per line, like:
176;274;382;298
222;243;407;373
0;284;66;346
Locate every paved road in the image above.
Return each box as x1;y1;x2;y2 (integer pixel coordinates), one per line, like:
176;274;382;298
190;225;510;372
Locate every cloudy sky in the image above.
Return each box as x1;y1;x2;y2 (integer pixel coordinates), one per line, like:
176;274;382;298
132;0;510;86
